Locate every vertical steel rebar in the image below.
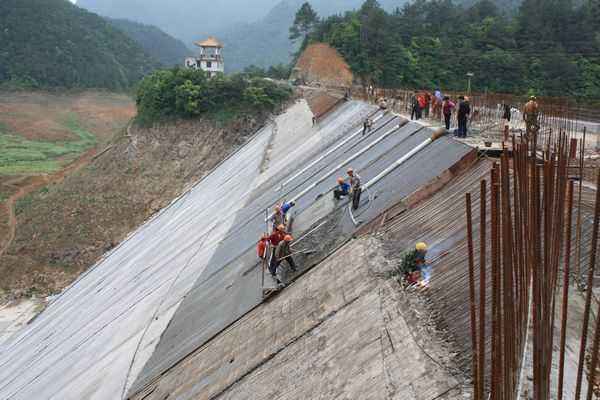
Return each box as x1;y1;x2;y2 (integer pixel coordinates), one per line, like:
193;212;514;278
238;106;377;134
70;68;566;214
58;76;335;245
479;180;487;400
466;193;480;399
575;169;600;399
575;128;586;281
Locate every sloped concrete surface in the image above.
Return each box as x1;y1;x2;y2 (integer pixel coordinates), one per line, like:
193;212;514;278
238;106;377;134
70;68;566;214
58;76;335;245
0;98;473;400
131;237;466;400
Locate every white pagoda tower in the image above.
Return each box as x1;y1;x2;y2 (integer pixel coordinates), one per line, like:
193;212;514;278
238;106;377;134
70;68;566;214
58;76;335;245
185;36;224;78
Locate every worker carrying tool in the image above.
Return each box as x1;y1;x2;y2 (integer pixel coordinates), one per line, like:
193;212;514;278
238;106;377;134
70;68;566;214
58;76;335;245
333;177;351;200
267;225;288;284
269;234;297;285
347;168;362;210
400;242;429;286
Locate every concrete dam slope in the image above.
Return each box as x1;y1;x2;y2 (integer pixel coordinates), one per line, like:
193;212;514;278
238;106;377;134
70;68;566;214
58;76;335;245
0;99;473;400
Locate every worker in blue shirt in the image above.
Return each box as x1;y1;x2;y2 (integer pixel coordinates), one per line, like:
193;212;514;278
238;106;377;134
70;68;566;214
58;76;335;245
333;177;351;200
281;201;295;216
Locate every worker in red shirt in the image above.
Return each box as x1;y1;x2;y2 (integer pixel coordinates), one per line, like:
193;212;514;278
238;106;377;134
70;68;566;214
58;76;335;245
268;224;287;284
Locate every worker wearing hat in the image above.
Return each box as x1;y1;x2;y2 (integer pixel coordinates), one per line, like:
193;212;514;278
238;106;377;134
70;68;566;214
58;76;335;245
271;205;285;231
400;242;429;285
523;95;540;133
270;234;297;285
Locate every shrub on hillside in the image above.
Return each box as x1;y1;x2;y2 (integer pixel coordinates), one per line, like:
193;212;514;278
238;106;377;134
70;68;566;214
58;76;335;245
136;68;293;124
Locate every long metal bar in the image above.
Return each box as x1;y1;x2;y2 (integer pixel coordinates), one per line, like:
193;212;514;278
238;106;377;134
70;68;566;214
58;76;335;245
575;128;586;280
479;180;487;400
575;169;600;399
466;192;480;398
363;129;446;191
558;179;574;400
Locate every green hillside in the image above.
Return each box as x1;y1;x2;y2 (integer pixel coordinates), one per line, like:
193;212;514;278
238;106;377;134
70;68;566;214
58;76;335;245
0;0;160;90
309;0;600;98
107;18;191;67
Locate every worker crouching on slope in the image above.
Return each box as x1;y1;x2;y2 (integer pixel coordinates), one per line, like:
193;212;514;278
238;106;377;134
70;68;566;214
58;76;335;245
400;242;429;287
347;168;362;210
333;177;351;200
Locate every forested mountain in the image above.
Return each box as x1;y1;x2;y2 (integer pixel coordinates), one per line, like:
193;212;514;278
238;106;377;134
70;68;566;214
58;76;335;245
307;0;600;98
77;0;403;72
107;18;191;67
0;0;160;89
218;0;402;71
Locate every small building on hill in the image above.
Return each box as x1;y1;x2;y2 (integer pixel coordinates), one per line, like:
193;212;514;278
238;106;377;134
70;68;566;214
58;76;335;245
184;36;224;78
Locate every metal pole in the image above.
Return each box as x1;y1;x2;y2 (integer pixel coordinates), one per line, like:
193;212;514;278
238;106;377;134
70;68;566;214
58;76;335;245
466;193;480;398
575;169;600;399
479;180;487;400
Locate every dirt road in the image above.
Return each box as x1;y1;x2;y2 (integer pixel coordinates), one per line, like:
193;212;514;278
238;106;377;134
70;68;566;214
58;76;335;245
0;148;97;258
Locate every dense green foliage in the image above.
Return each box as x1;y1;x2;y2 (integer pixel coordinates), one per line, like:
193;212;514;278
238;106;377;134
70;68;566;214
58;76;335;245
309;0;600;98
136;68;293;124
290;3;319;42
107;18;191;67
78;0;404;72
242;64;293;80
0;0;160;89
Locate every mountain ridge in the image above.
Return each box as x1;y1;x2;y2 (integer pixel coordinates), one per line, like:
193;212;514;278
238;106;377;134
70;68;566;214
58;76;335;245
0;0;159;89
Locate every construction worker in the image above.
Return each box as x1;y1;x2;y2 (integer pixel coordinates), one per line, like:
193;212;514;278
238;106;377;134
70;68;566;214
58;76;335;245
410;91;420;120
269;224;287;247
268;225;287;284
271;205;285;230
442;96;455;130
280;200;295;216
379;97;388;111
257;233;270;261
456;96;471;138
268;234;297;285
400;242;428;285
333;177;351;200
347;168;362;210
275;234;297;272
362;117;373;135
523;95;539;133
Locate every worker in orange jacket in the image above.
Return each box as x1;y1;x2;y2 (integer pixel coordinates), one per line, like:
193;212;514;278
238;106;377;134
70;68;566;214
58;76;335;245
257;233;270;260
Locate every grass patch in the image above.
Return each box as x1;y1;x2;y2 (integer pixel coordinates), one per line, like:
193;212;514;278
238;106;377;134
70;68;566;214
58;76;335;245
15;193;34;215
0;114;97;175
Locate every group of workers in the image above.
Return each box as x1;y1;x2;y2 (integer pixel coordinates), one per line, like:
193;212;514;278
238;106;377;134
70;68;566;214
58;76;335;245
257;166;365;287
257;201;297;286
334;168;362;210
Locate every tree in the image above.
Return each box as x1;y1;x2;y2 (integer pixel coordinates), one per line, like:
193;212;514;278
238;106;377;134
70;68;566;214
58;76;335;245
289;2;319;42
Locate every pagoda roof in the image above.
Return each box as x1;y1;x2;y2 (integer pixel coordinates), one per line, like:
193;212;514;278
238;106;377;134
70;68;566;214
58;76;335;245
194;36;223;48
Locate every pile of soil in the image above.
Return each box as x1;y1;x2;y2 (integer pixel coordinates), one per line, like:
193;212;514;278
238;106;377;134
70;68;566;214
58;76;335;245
291;43;353;88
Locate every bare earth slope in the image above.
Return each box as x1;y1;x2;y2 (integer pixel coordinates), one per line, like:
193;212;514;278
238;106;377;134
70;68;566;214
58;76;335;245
292;43;354;88
0;105;268;301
